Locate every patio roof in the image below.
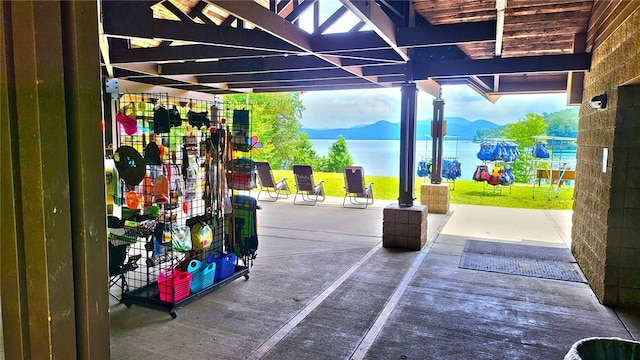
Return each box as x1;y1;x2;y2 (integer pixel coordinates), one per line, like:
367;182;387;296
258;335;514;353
99;0;626;103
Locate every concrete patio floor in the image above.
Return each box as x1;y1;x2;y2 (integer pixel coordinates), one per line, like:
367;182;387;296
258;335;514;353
109;196;640;359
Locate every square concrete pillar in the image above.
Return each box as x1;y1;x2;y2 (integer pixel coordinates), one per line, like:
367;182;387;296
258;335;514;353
420;183;450;214
383;204;428;251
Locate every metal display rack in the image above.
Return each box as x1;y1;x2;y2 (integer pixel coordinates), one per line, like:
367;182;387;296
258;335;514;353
107;93;254;318
530;136;577;200
420;135;462;190
474;138;518;195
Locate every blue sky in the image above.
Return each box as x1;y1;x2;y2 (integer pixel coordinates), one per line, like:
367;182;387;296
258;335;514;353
299;85;573;129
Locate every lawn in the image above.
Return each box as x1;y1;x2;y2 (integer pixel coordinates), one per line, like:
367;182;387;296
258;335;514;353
270;170;574;210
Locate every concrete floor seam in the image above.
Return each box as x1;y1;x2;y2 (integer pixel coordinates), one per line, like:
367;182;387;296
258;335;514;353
350;250;430;360
245;244;382;360
349;216;443;360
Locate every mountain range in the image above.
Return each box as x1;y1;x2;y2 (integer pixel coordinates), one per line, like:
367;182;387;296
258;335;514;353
300;117;499;141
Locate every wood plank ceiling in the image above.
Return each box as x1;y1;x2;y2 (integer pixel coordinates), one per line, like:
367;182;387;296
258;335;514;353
100;0;599;102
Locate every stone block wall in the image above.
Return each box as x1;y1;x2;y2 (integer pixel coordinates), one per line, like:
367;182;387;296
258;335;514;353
420;183;450;214
573;7;640;307
382;204;428;251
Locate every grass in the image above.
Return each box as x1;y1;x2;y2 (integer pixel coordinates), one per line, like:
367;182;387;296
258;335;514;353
271;170;574;210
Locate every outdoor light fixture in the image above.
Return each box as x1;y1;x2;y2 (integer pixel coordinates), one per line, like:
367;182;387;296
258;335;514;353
589;94;608;110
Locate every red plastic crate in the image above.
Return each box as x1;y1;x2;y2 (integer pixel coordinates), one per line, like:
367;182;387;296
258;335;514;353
158;269;192;303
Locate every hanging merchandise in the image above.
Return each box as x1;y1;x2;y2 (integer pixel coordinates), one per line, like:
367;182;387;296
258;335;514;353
232;109;250;151
442;160;462;180
125;191;140;210
105;159;120;206
191;221;213;250
114;146;146;185
188;110;210;128
153;174;170;204
154;105;171;133
417;159;431;177
473;165;491;182
116;110;138;136
474;139;519;195
477;142;494;161
168;105;182;127
489;165;504;186
503;165;515;185
171;225;192;251
164;162;181;209
233;194;259;265
229;157;256;190
144;142;162;165
107;93;253;319
532;141;550;158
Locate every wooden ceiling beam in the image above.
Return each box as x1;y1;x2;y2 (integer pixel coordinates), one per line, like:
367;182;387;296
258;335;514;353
158;56;336;75
567;33;586;105
507;2;592;16
348;21;366;32
198;68;357;84
413;53;591;78
505;26;587;38
339;0;409;61
397;21;497;47
115;79;219;100
285;0;316;22
102;1;156;39
414;0;496;16
189;1;216;25
313;20;496;53
207;0;378;83
220;14;236;27
109;45;281;64
485;79;568;93
504;10;591;24
508;0;592;8
314;6;348;35
469;75;494;92
247;83;389;93
223;76;398;89
105;15;301;53
311;31;391;52
160;0;192;22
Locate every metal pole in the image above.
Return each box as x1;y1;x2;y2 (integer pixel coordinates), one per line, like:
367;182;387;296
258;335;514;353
398;83;418;207
431;97;445;184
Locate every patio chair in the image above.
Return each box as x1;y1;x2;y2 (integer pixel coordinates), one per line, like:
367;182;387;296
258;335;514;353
255;161;290;201
292;164;325;205
343;166;374;208
108;241;141;302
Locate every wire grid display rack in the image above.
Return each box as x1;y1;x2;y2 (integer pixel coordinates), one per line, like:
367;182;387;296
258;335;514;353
109;93;250;318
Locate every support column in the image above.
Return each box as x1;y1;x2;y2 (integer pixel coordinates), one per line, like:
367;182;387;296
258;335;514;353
1;1;109;358
398;82;418;207
430;97;445;183
385;81;428;250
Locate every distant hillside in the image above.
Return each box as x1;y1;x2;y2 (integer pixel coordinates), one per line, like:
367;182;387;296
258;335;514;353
301;117;499;141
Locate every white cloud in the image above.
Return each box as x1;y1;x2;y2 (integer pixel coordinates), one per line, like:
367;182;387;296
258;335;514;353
300;88;401;128
300;85;573;129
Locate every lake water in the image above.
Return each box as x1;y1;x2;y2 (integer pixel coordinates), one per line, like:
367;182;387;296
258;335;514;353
310;139;576;180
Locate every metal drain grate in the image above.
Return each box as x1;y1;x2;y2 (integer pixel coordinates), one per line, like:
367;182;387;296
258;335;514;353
459;240;587;283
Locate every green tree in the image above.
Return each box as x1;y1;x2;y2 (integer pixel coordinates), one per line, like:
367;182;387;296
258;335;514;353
293;132;323;169
474;126;505;142
223;92;304;169
322;135;353;173
544;107;579;138
500;113;547;182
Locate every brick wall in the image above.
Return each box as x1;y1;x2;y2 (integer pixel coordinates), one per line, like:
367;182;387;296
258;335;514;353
573;8;640;307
